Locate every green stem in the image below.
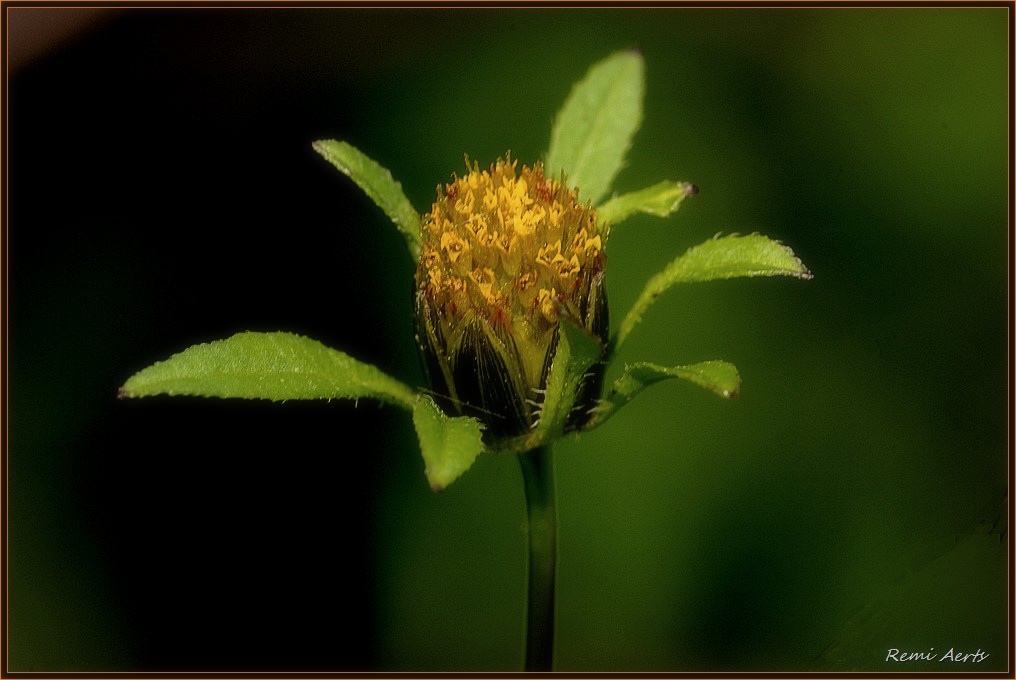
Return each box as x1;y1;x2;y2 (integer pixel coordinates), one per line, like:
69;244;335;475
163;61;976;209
519;445;557;672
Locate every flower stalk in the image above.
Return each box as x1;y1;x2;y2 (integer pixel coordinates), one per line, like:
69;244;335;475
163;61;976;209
519;445;557;672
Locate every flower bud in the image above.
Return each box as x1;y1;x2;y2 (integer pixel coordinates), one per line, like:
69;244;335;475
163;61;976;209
414;157;608;445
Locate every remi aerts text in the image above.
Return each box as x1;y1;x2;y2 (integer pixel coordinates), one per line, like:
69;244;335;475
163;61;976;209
886;648;989;663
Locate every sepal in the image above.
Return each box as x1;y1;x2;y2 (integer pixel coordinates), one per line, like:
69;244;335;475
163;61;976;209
118;331;417;407
313;139;422;260
596;180;698;228
587;360;741;429
614;234;812;352
412;395;485;491
545;50;645;205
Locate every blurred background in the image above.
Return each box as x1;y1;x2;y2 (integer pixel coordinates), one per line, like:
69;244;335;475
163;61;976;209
7;7;1009;672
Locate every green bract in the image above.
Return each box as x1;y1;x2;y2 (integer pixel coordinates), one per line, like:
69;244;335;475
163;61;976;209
119;50;812;491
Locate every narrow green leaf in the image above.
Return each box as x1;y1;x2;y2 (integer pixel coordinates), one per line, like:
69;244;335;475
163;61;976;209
312;139;421;260
119;331;417;408
615;234;813;351
545;50;644;206
589;360;741;428
596;180;697;227
523;319;604;449
412;395;485;492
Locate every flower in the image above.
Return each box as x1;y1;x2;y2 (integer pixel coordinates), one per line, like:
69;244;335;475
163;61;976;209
414;157;607;444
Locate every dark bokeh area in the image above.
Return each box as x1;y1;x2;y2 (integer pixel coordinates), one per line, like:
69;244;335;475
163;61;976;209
6;7;1009;672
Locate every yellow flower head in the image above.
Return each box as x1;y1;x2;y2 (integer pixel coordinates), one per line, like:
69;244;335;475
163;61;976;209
414;156;608;442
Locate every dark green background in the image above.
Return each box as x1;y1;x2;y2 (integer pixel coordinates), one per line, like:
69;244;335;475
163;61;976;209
7;7;1009;672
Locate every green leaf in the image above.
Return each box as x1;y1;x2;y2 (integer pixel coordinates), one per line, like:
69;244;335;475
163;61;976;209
522;318;604;449
312;139;422;260
545;50;644;206
596;180;698;227
589;360;740;428
412;395;485;491
119;331;418;408
615;234;813;351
